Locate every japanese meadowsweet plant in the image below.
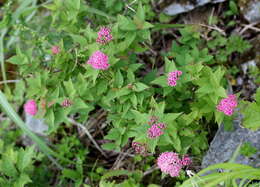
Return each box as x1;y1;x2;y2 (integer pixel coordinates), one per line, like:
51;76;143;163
4;0;255;185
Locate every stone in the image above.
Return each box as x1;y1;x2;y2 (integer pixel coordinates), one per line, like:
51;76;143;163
240;0;260;23
202;113;260;168
25;113;48;136
163;0;226;16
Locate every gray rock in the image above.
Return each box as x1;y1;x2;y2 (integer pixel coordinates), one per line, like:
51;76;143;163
163;0;226;16
241;1;260;23
202;114;260;168
241;60;256;74
25;113;48;136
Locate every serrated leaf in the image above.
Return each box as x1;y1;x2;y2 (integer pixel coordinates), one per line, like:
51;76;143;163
162;113;182;124
64;79;76;97
242;103;260;130
165;57;177;73
118;32;136;52
130;93;137;108
118;15;136;31
14;174;32;187
136;2;145;21
151;76;168;87
70;34;88;46
17;146;35;172
114;70;124;88
133;82;149;92
131;110;149;125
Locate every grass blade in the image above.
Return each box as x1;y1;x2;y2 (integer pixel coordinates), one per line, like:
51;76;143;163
0;90;72;165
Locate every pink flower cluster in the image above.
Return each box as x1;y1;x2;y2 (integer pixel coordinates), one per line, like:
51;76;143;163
87;50;110;70
147;123;166;139
51;46;60;55
181;155;192;166
167;70;182;87
132;142;146;155
157;152;191;177
24;99;38;116
217;94;237;116
62;99;72;107
96;27;113;45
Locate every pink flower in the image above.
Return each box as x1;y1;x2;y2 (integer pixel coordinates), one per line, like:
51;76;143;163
24;100;38;116
51;46;60;55
167;70;182;87
96;27;113;44
217;94;237;116
157;152;182;177
61;99;72;107
87;51;110;70
181;155;192;166
147;123;166;139
132;142;146;155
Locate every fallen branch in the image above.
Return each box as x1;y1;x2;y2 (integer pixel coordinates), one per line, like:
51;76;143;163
68;118;108;158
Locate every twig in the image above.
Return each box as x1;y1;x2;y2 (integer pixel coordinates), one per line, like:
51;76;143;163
142;42;157;56
113;149;132;169
143;165;159;176
68;118;108;158
0;79;20;85
239;23;260;34
198;23;226;36
110;150;135;157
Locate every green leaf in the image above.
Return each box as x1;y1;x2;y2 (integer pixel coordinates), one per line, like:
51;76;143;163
1;154;18;177
136;2;145;21
118;15;137;31
14;174;32;187
240;142;257;157
101;143;117;151
142;22;154;29
131;110;149;125
8;55;27;65
102;169;131;180
255;88;260;104
114;70;124;88
229;1;238;14
65;0;80;10
162;113;182;124
17;146;35;172
118;32;136;52
165;57;177;73
71;34;88;46
0;90;71;165
130;94;138;108
64;79;76;97
127;70;135;83
215;110;224;126
43;3;57;11
151;76;168;87
147;138;159;153
45;109;55;133
172;136;181;152
242;102;260;130
133;82;149;92
216;87;227;98
62;169;82;181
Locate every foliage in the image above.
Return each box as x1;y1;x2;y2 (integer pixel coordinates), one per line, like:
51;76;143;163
240;88;260;130
0;0;257;186
240;142;258;157
180;163;260;187
0;140;39;187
